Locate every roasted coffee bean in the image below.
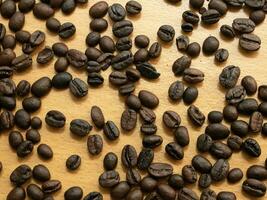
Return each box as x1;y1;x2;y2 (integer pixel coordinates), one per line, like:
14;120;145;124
126;94;141;111
242;138;261;157
136;62;160;79
22;97;41;113
58;22;76;39
37;144;53;160
61;0;75;14
112;20;133;38
198;174;212;188
135;35;149;48
126;68;140;82
126;168;141;185
178;187;199;200
52;42;68;57
137;148;154;170
111;51;133;70
32;164;51;182
119;83;135;96
121;109;137;131
0;78;15;97
258;86;267;102
242;179;266;197
90;18;108;32
157;184;176;200
190;0;204;8
202;36;219;55
27;184;45;200
12;54;32;72
197;134;213;152
172;55;191;76
16;80;30;97
227;135;243;151
183;10;199;24
10;164;32;186
227;168;243;183
31;117;42;130
111;181;130;199
83;192;103;200
168;174;184;190
116;37;132;51
217;192;236;200
148;163;173;178
182;165;197;184
192;155;212;173
121;144;137;168
87;134;103;155
97;52;114;70
0;96;16;110
69;78;88;97
208;111;223;123
143;135;163;148
29;30;45;47
220;24;235;39
245;0;265;9
140;107;156;123
176;35;190;51
233;18;255;33
226;85;246;104
15;30;30;43
6;187;26;200
163;111;181;129
86;32;100;47
46;17;61;33
103;152;118;170
14;109;31;130
67;49;87;69
54;57;69;72
108;3;126;21
126;1;142;15
1;0;16;18
99;36;114;53
91;106;105;129
138;90;159;108
18;0;35;13
223;105;238;122
157;25;175;42
0;110;14;130
87;72;104;87
205;123;230;140
140;123;157;135
25;129;40;144
210;141;232;159
70;119;92;137
99;170;120;188
183;86;198;104
33;3;55;19
247;165;267;180
89;1;108;18
183;68;204;84
231;120;249;137
262;123;267;136
0;49;16;66
52;72;72;89
64;186;83;200
0;23;6;41
45;110;65;128
200;189;216;200
9;131;23;149
103;121;120;140
201;9;221;24
2;35;16;49
259;102;267;117
134;48;149;63
126;188;143;200
165;142;184;160
42;180;62;194
237;98;258;115
144;191;163;200
215;48;229;62
249;111;263;133
140;176;157;192
174;126;190;147
17;140;33;157
208;0;228;15
249;10;265;24
181;22;194;33
211;159;229;182
239;33;261;51
0;66;13;79
86;61;101;73
168;81;184;101
241;76;257;95
31;77;52;98
188;105;205;126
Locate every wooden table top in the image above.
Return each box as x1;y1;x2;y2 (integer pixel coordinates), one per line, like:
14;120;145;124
1;0;267;199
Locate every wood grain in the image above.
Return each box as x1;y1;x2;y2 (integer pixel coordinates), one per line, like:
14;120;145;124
1;0;267;199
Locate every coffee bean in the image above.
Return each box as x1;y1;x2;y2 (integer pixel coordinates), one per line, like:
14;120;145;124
37;144;53;159
0;66;13;79
145;191;162;200
108;3;126;21
201;9;221;24
90;18;108;32
111;181;130;199
112;20;133;38
121;109;137;131
0;110;14;130
136;62;160;79
0;96;16;111
211;159;229;182
168;174;184;190
165;142;184;160
86;32;100;47
58;22;76;39
134;48;149;63
217;192;236;200
126;68;141;82
14;109;31;130
126;188;143;200
45;110;65;128
121;144;137;168
89;1;108;18
220;24;235;39
247;165;267;180
137;148;154;170
42;180;62;194
168;80;184;101
16;140;33;158
119;83;135;96
103;152;118;170
61;0;76;14
215;48;229;62
87;134;103;155
10;164;32;186
97;53;114;70
138;90;159;109
259;85;267;101
203;36;219;55
15;80;30;97
33;164;51;182
200;189;216;200
31;77;52;98
15;30;30;43
205;123;230;140
239;33;261;51
242;179;266;197
125;95;141;111
242;138;261;157
99;170;120;188
210;141;232;159
22;96;41;113
163;111;181;129
157;25;175;42
157;184;176;200
46;17;61;33
8;12;25;32
233;18;255;33
0;49;16;66
86;61;101;73
176;35;190;52
140;107;156;123
126;168;141;185
262;123;267;136
140;176;157;192
183;10;200;24
84;192;103;200
52;72;72;89
227;135;243;151
198;174;212;188
245;0;265;9
135;35;149;49
172;55;191;76
241;76;257;95
143;135;163;148
12;54;32;72
87;72;104;87
1;0;16;18
31;117;42;130
259;102;267;117
197;134;213;152
9;131;23;149
52;42;68;57
209;0;228;15
126;1;142;15
249;111;263;133
140;123;157;135
70;119;92;137
183;86;198;104
27;184;45;200
250;10;265;24
116;37;132;51
64;186;83;200
237;98;258;115
2;35;16;49
7;187;26;200
54;57;69;72
69;78;88;98
111;51;133;70
174;126;190;147
18;0;35;13
227;168;243;183
226;85;246;104
103;121;120;140
148;163;173;178
181;22;193;33
192;155;212;173
182;165;197;184
183;68;204;84
26;129;40;144
178;187;199;200
188;105;205;126
223;105;238;122
0;23;6;41
33;3;55;19
91;106;105;129
208;111;223;123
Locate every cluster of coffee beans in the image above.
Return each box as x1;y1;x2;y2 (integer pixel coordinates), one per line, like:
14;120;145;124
1;0;267;199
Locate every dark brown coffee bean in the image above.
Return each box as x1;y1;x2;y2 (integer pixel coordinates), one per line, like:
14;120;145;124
111;181;130;199
37;46;54;64
111;51;133;70
90;18;108;32
15;30;30;43
211;159;229;182
59;22;76;39
245;0;265;9
183;86;198;104
227;135;243;151
32;164;51;182
91;106;105;129
87;134;103;155
0;110;14;130
10;164;32;186
103;121;120;140
42;180;62;194
241;75;257;95
217;192;236;200
25;129;40;144
116;37;132;51
2;35;16;49
140;123;157;135
134;48;149;63
172;56;191;76
0;49;16;66
46;17;61;33
27;184;45;200
37;144;53;160
0;23;6;41
249;10;265;24
69;78;88;98
262;123;267;136
138;90;159;108
183;68;204;84
247;165;267;180
168;81;184;101
205;123;230;140
9;131;23;149
33;3;55;19
157;184;176;200
45;110;65;128
137;148;154;170
249;111;263;133
121;109;137;131
188;105;205;126
52;42;68;57
103;152;118;170
163;111;181;129
148;163;173;178
18;0;35;13
197;134;213;152
121;144;137;168
200;188;216;200
126;168;141;185
220;24;235;39
183;10;199;24
54;57;69;72
208;111;223;123
108;3;126;21
64;186;83;200
237;98;258;115
242;138;261;157
119;83;135;96
15;80;30;97
12;54;32;72
112;20;133;38
198;174;212;188
7;187;26;200
136;62;160;79
174;126;189;147
182;165;197;184
208;0;228;15
201;9;221;24
176;35;189;51
8;12;25;32
242;179;266;197
89;1;108;18
258;85;267;101
0;66;13;79
140;107;156;123
192;155;212;173
135;35;149;48
168;174;184;190
259;102;267;117
233;18;255;33
31;117;42;130
86;32;100;47
227;168;243;183
178;187;199;200
126;94;141;111
210;141;232;159
99;170;120;188
70;119;92;137
226;85;246;104
126;1;142;15
239;33;261;51
165;142;184;160
87;72;104;87
126;68;140;82
143;135;163;148
219;65;240;88
61;0;75;14
140;176;157;192
157;25;175;42
202;36;219;55
14;109;31;130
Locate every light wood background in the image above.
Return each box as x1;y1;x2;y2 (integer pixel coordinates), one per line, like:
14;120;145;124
1;0;267;199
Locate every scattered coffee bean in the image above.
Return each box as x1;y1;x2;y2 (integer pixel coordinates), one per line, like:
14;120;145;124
242;179;266;197
37;143;53;160
239;33;261;51
87;134;103;155
201;9;221;24
157;25;175;42
10;164;32;186
137;148;154;170
242;138;261;157
108;3;126;22
168;81;184;101
64;186;83;200
98;170;120;188
174;126;190;147
211;159;229;182
103;121;120;140
227;135;243;151
32;164;51;182
197;134;213;152
103;152;118;170
126;1;142;15
42;180;62;194
165;142;184;160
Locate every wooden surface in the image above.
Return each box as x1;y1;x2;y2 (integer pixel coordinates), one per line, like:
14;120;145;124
1;0;267;199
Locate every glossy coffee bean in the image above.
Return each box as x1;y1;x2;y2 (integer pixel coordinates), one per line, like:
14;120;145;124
26;129;40;144
197;134;213;152
111;181;130;199
90;18;108;32
46;17;61;33
64;186;83;200
203;36;219;55
227;135;243;151
211;159;229;182
121;109;137;131
69;78;88;98
27;184;44;200
126;1;142;15
37;144;53;160
70;119;92;137
33;164;51;182
198;174;212;188
192;155;212;173
239;33;261;51
247;165;267;180
103;152;118;170
201;9;221;24
103;121;120;140
91;106;105;129
7;187;26;200
217;192;236;200
148;163;173;178
9;131;23;149
108;3;126;21
188;105;205;126
33;3;55;20
10;164;32;186
87;134;103;155
42;180;62;194
98;170;120;188
157;25;175;42
140;176;157;192
242;138;261;157
168;80;184;101
66;154;81;171
205;123;230;140
59;22;76;39
16;80;30;97
137;148;154;170
174;126;190;147
31;117;42;129
242;179;266;197
165;142;184;160
227;168;243;183
163;111;181;129
168;174;184;190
